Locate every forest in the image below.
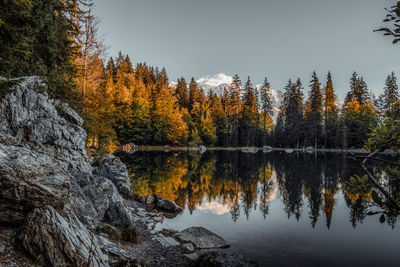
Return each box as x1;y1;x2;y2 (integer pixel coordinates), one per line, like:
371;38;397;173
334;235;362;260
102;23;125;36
1;0;399;155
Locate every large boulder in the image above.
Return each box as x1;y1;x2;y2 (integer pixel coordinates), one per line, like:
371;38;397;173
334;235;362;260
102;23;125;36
19;206;109;267
174;227;229;249
93;154;131;197
0;85;91;174
83;176;133;225
0;143;69;225
139;194;183;213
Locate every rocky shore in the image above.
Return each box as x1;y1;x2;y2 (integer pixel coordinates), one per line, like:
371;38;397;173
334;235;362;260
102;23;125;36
0;79;256;266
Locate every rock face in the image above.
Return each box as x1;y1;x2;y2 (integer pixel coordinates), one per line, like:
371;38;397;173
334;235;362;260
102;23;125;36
0;81;140;266
174;227;229;249
19;206;109;267
0;144;69;225
93;154;131;197
0;85;90;173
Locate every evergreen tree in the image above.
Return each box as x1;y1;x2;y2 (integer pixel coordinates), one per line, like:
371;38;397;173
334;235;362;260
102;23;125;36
286;79;304;147
305;72;323;148
344;72;370;107
260;77;274;145
240;76;258;146
344;99;378;148
189;77;199;111
228;74;242;146
0;0;88;102
379;72;399;114
113;54;135;104
324;72;340;148
260;77;274;117
175;77;189;109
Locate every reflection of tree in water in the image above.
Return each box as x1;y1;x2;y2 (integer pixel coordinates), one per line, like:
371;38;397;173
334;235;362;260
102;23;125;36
259;165;274;220
116;150;396;228
320;154;341;229
273;153;304;220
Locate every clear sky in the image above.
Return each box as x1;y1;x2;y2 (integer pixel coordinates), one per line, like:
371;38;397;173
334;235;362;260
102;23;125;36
94;0;400;99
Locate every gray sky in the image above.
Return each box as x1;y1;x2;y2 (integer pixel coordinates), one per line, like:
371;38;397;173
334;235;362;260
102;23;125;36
94;0;400;99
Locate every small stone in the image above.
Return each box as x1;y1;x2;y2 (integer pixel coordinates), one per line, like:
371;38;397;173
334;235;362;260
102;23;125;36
152;235;180;247
146;194;155;205
0;244;5;254
155;195;182;213
160;228;178;236
183;253;199;261
137;210;147;217
182;243;195;252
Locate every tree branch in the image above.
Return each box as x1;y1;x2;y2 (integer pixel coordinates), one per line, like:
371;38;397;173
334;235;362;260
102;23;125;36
356;158;400;210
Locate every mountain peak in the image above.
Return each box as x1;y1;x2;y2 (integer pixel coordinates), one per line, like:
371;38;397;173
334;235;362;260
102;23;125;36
196;73;233;88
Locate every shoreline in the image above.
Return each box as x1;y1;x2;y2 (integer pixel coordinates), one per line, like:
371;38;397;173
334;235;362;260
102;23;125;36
122;145;398;155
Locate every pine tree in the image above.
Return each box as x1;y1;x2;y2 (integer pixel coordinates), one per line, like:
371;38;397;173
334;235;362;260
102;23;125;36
260;78;274;145
240;76;258;146
0;0;87;102
227;74;242;146
260;77;274;117
345;72;370;107
344;99;378;148
379;72;399;114
175;77;189;109
305;72;323;148
285;79;304;147
113;54;135;104
189;77;199;112
324;72;339;148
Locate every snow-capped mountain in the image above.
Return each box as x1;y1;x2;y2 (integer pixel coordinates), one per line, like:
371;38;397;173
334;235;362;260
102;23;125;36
170;73;283;120
196;73;232;96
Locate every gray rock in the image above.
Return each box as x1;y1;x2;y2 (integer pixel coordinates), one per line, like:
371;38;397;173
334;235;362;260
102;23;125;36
52;99;84;126
160;228;179;236
262;146;272;152
182;242;195;252
174;226;229;249
0;244;5;254
0;86;91;174
139;194;182;213
0;144;69;225
199;145;207;154
155;195;183;213
83;175;134;227
96;235;139;266
19;206;109;267
93;155;131;197
183;253;199;261
152;235;180;247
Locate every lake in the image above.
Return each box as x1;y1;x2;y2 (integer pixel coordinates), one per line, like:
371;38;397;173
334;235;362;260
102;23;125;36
117;150;400;267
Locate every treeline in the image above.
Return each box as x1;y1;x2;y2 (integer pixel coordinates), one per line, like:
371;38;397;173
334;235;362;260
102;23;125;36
1;1;399;153
81;53;274;152
273;71;399;149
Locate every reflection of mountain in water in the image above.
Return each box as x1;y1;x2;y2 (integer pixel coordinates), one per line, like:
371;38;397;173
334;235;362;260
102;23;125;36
117;151;398;228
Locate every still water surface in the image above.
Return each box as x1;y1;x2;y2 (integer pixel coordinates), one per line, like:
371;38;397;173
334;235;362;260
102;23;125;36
118;151;399;267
